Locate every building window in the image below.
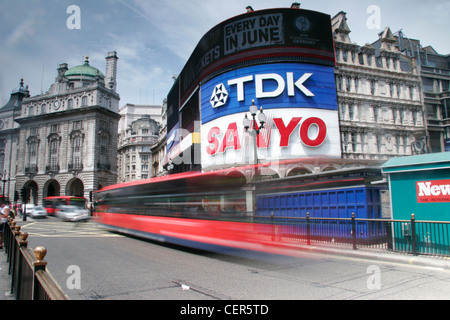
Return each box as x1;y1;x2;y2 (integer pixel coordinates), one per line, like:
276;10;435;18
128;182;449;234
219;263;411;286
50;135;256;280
346;77;351;92
48;138;59;171
337;76;343;91
349;104;354;120
367;54;373;66
81;96;88;106
376;135;382;153
51;124;59;133
0;153;4;172
71;136;83;170
68;99;73;109
342;50;348;62
73;120;82;130
370;81;376;95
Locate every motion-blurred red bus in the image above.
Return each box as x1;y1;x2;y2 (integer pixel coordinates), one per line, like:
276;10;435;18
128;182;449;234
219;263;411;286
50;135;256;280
42;196;87;215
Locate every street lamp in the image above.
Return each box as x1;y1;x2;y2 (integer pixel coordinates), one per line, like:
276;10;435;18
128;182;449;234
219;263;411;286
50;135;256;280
242;100;266;216
243;100;266;133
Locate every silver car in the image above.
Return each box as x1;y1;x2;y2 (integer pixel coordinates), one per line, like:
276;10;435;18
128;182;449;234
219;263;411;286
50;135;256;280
29;206;48;219
56;205;90;222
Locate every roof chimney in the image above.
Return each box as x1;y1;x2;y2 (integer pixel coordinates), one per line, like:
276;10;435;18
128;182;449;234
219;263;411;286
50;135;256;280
105;51;118;92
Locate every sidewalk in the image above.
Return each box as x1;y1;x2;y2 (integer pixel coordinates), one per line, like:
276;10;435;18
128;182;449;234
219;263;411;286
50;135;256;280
297;243;450;270
0;250;15;300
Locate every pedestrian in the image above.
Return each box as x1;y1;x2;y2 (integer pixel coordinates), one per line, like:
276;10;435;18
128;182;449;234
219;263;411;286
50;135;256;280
0;201;10;249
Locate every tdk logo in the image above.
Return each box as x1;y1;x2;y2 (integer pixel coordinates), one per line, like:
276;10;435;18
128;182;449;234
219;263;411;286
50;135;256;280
210;72;314;108
210;83;229;108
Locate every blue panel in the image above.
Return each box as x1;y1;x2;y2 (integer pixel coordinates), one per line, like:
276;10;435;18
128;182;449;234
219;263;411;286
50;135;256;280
256;187;384;219
201;63;338;124
356;189;365;204
321;192;329;205
347;190;355;204
338;191;346;204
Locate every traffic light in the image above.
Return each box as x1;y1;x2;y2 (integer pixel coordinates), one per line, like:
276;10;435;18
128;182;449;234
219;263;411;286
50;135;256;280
20;187;29;204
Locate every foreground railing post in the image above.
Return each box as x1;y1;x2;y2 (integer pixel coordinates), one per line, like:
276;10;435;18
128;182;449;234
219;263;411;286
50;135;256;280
352;213;357;250
385;221;393;251
411;214;418;255
33;247;48;300
306;212;310;246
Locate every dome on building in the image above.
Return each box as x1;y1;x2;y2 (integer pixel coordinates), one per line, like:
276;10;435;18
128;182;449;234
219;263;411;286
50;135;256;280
65;57;105;79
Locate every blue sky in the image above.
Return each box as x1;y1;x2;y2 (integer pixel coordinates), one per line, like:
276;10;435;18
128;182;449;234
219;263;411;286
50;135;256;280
1;0;450;107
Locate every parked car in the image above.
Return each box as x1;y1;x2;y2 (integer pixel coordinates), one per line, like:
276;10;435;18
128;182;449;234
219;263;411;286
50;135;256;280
55;205;90;222
28;206;47;219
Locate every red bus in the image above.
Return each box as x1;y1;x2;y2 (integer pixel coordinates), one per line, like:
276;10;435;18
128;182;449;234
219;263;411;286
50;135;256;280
42;196;87;215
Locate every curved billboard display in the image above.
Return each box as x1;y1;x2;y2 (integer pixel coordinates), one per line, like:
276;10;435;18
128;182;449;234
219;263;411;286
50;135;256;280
173;8;336;112
200;62;341;170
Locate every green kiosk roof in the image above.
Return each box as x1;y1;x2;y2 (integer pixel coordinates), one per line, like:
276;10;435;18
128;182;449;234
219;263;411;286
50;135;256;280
381;152;450;174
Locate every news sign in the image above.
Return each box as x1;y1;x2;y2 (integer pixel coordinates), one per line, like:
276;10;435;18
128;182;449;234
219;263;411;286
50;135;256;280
200;62;340;169
416;180;450;203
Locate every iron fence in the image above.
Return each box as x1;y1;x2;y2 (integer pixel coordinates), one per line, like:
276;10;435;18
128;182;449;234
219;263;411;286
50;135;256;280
3;218;68;300
254;213;450;257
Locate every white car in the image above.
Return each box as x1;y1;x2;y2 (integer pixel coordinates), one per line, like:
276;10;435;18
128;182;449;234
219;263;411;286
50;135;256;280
29;206;48;218
56;205;90;222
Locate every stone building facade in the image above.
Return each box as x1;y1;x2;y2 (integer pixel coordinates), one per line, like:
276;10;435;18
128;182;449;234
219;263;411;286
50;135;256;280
0;52;120;205
332;12;426;169
117;114;160;182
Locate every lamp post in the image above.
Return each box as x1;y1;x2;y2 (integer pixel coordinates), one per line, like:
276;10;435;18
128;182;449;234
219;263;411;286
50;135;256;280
1;171;10;202
243;100;266;215
243;99;266;167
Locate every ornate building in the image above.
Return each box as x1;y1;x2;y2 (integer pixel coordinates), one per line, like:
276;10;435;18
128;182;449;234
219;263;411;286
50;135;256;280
0;52;120;205
377;31;450;153
332;12;426;167
117;114;160;182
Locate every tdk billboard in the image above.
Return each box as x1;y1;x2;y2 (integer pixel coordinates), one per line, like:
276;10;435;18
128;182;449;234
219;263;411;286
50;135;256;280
200;63;341;169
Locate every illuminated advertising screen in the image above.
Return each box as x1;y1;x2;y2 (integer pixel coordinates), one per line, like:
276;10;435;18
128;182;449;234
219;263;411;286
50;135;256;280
200;62;341;169
172;8;335;112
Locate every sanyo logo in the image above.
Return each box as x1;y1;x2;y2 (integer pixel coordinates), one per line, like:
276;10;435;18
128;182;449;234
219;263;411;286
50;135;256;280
210;72;315;108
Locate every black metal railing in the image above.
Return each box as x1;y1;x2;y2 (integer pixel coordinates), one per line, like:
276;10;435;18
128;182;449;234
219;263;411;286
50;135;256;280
3;218;68;300
254;213;450;257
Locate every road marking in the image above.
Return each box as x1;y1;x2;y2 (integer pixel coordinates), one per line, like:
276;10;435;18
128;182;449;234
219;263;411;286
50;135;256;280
19;220;122;238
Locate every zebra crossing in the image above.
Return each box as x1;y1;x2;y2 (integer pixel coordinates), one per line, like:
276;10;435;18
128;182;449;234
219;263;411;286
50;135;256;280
18;217;122;238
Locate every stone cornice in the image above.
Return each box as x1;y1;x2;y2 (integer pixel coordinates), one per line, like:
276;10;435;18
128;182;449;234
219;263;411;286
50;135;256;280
14;105;120;125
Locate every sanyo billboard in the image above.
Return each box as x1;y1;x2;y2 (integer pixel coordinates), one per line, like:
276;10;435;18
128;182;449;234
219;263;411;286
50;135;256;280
200;63;341;169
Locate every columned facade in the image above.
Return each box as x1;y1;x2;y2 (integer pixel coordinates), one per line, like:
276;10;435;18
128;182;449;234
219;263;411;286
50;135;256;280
0;52;120;205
